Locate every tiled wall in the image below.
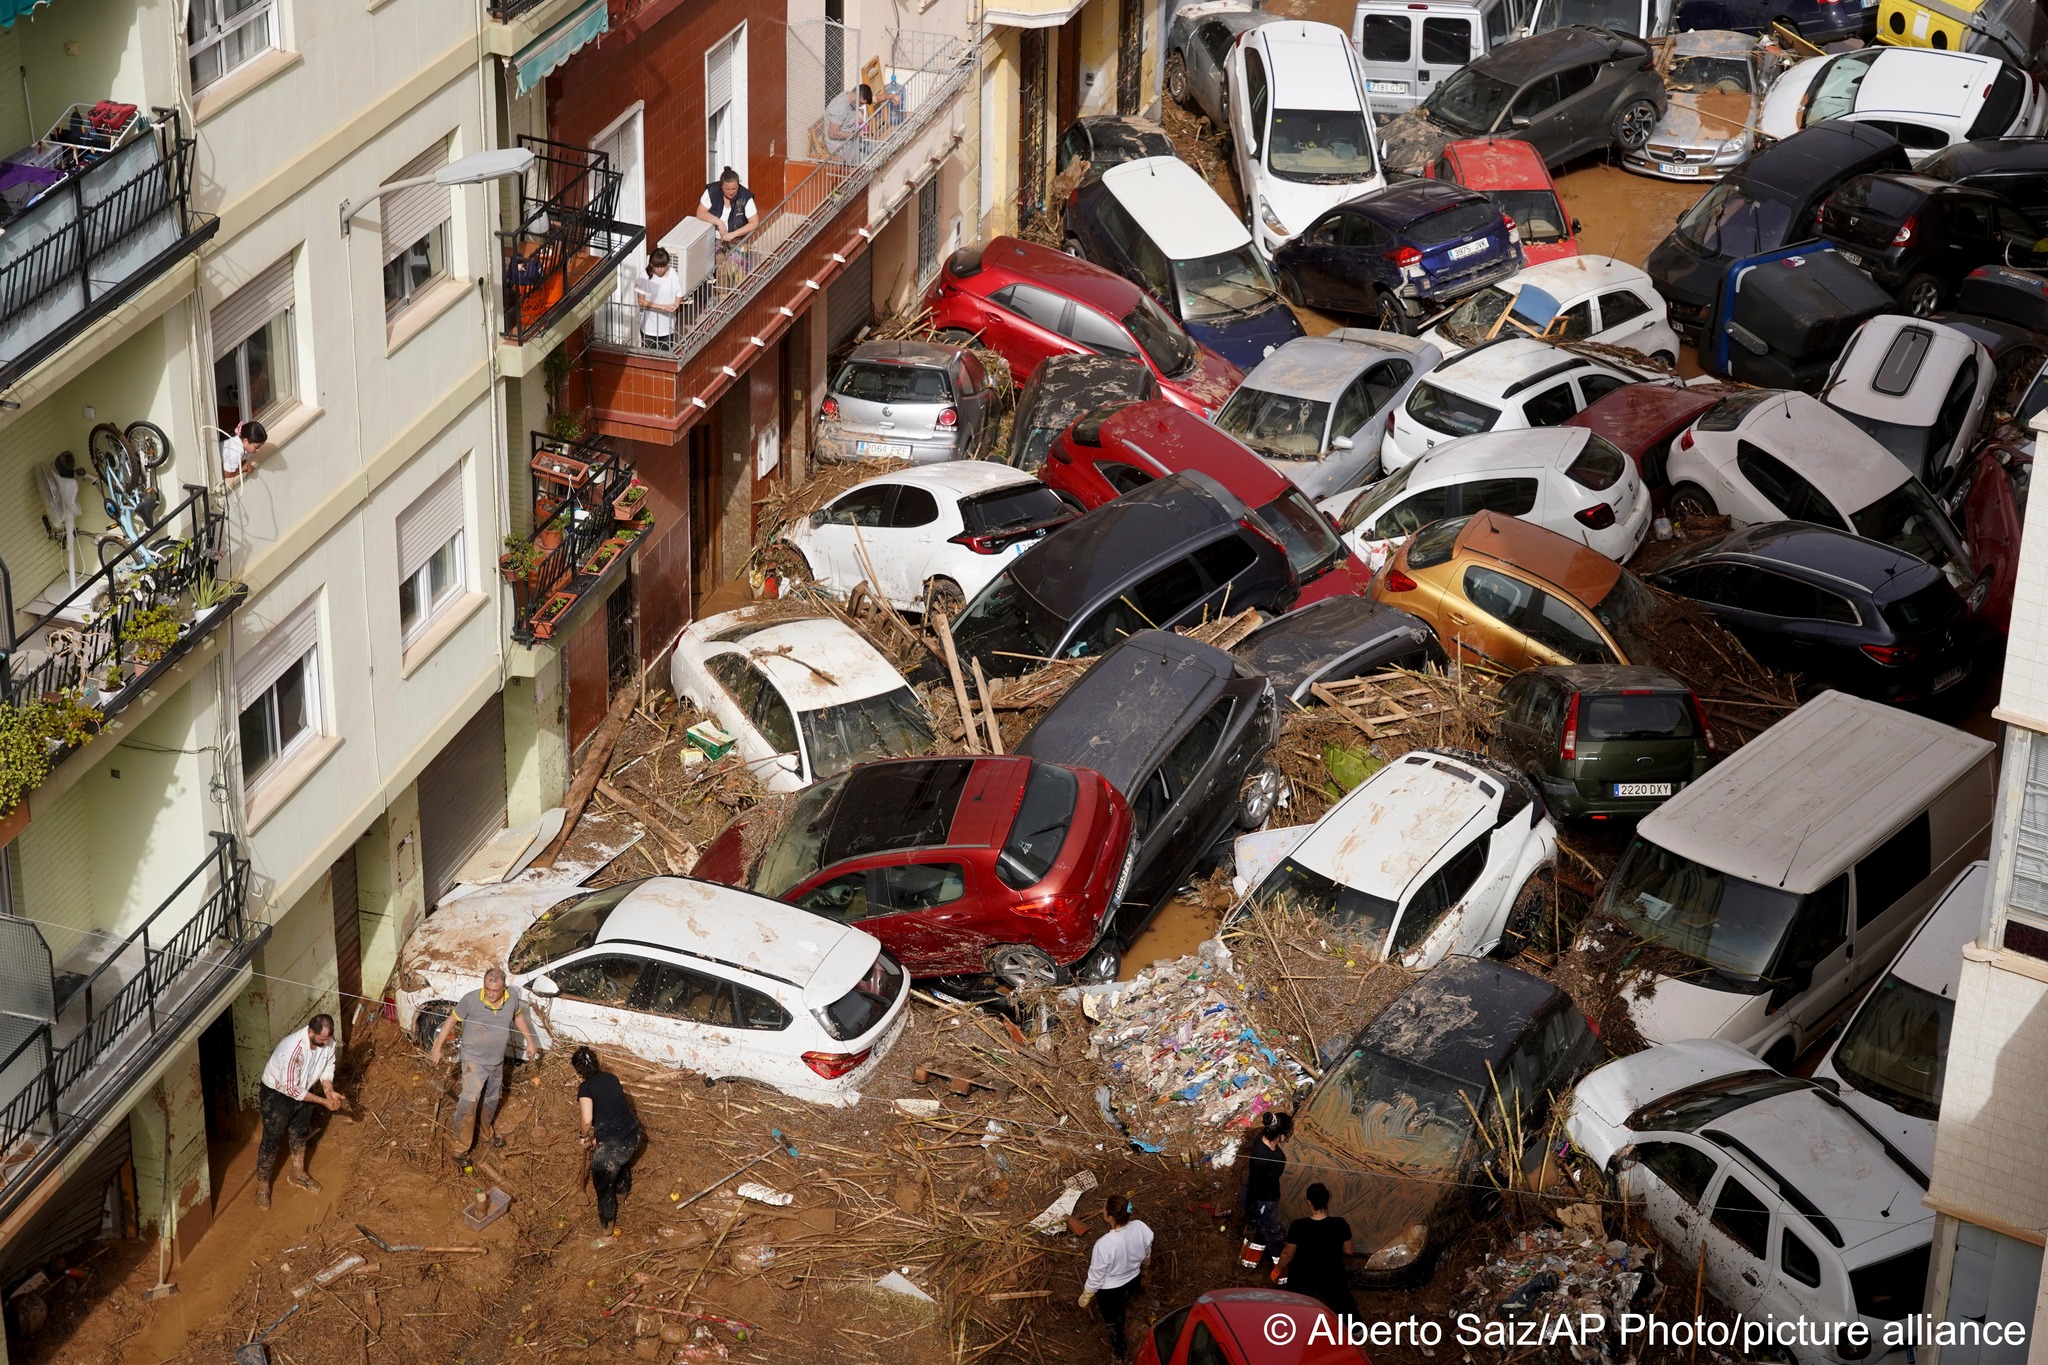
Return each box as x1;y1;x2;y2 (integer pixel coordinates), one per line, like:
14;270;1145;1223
1931;951;2048;1240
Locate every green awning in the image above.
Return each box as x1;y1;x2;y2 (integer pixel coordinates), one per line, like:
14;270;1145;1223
0;0;53;27
512;0;608;98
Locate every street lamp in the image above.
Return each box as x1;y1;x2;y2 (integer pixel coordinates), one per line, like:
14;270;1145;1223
339;147;538;236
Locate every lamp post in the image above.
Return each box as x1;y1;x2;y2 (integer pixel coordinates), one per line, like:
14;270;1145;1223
338;147;537;235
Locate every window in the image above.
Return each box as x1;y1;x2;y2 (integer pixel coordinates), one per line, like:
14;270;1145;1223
705;26;747;182
1736;442;1848;529
994;284;1069;331
1150;1309;1192;1365
1459;477;1539;517
1340;215;1394;251
397;467;467;646
1522;382;1578;426
1854;812;1930;927
1379;486;1454;538
1637;1140;1718;1205
1187;1324;1232;1365
707;655;766;716
1422;17;1471;64
1192;536;1257;587
1335;362;1406;437
1771;873;1848;1005
1552;300;1595;342
735;985;791;1030
552;953;645;1005
1556;64;1598;99
827;486;891;526
888;486;940;528
188;0;277;93
1244;51;1269;150
756;681;798;755
1101;462;1155;495
1067;304;1139;358
642;964;740;1026
878;862;967;911
384;227;448;317
1782;1229;1823;1288
1565;435;1627;490
1199;21;1235;64
1392;832;1490;955
1598;290;1651;329
1486;0;1512;42
1850;1245;1930;1321
1579;373;1628;405
380;144;454;320
212;257;297;436
796;872;871;921
1527;592;1613;664
1511;73;1563;118
1464;565;1533;624
1361;14;1412;60
1166;701;1231;797
917;174;940;283
1709;1175;1771;1258
238;601;321;789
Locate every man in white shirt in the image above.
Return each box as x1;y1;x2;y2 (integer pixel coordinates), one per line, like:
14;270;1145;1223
633;248;684;351
1070;1193;1154;1358
255;1014;346;1209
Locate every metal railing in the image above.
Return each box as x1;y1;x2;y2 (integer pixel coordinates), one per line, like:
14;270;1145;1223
0;484;229;708
487;0;549;17
500;135;646;345
0;835;254;1184
508;433;646;643
0;109;218;389
588;29;972;371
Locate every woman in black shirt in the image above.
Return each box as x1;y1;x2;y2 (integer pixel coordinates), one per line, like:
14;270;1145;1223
572;1046;641;1237
1276;1182;1356;1319
1240;1111;1292;1269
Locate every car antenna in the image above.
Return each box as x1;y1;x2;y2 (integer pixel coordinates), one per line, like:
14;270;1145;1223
1779;819;1814;889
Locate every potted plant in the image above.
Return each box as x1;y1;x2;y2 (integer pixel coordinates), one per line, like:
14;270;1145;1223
530;446;594;491
612;479;648;523
580;540;623;577
500;535;543;586
125;604;183;668
191;571;243;623
99;664;126;705
528;590;579;641
0;703;50;825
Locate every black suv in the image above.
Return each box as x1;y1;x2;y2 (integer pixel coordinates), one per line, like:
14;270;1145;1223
1916;138;2048;232
1378;27;1667;175
1820;173;2048;317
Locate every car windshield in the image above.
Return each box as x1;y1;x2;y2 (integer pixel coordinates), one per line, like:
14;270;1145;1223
1305;1049;1475;1170
1602;835;1805;982
1242;857;1400;956
1486;189;1571;244
1539;0;1643;32
1806;51;1880;125
1675;181;1794;256
1850;1246;1931;1322
1584;692;1698;741
1267;109;1378;184
508;881;646;973
1437;285;1517;347
1256;488;1347;577
1851;480;1963;576
1628;1069;1813;1132
953;574;1070;665
834;360;953;404
1216;387;1332;459
1592;572;1661;661
1667;55;1752;93
1174;245;1283;321
800;687;935;780
963;483;1071;535
1426;66;1518;136
1339;462;1419;532
1406;380;1501;437
1409;200;1502;248
997;762;1080;890
1832;973;1953;1121
1835;411;1933;476
753;776;849;897
1124;294;1199;378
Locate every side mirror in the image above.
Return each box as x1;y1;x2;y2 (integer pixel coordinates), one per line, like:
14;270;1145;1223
808;509;829;528
1331;435;1355;452
776;753;801;774
1510;115;1531;128
1571;218;1584;235
528;974;559;998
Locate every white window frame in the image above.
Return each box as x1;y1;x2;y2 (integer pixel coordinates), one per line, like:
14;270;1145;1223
237;603;323;795
383;223;450;320
188;0;279;93
705;24;749;185
214;310;296;432
399;531;466;646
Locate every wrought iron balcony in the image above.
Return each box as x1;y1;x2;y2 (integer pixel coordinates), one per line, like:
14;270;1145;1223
0;834;262;1220
499;136;646;347
0;108;218;391
503;432;650;646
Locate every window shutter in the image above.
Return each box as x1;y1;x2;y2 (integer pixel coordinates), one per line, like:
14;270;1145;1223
237;598;321;705
397;465;466;579
706;34;736;114
381;142;453;266
211;256;295;359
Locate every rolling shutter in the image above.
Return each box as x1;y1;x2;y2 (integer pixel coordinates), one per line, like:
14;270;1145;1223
211;256;295;359
418;693;507;906
826;246;873;352
236;599;320;705
381;142;453;266
0;1120;129;1289
396;465;466;580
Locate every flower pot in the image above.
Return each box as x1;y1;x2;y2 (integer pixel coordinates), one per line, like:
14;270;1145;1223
537;528;564;553
580;543;621;577
612;484;648;522
530;449;594;490
0;798;29;848
528;590;580;641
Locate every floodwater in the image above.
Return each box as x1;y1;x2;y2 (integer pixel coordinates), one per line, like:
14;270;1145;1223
1121;895;1228;978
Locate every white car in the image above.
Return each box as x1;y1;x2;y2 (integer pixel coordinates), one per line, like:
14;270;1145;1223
1819;315;1995;490
1568;1039;1935;1365
1815;860;1985;1179
780;463;1075;617
393;877;911;1107
1759;48;2046;151
1227;21;1386;259
1382;335;1639;472
1665;388;1977;592
1422;257;1680;363
1229;748;1555;969
670;608;934;792
1321;427;1651;570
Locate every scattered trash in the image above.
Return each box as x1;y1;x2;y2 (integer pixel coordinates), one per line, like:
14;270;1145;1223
873;1270;937;1303
290;1254;366;1299
893;1097;944;1119
980;1120;1006;1148
1456;1214;1662;1364
731;1244;778;1273
736;1182;792;1206
1025;1170;1100;1234
684;721;736;759
461;1185;512;1231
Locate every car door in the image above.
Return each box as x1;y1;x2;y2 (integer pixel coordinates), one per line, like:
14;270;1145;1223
703;652;770;762
1126;698;1236;925
955;353;993;454
1335;360;1410;450
1065;301;1147;365
1419;16;1475;100
1774;873;1851;1052
1492;671;1546;772
1193;21;1237;124
1335;214;1397;312
527;949;650;1053
1594;287;1659;351
1506;71;1572;157
1733;441;1851;528
1848;812;1931;1000
1523;587;1621;664
1394;830;1506;964
814;483;895;591
634;958;768;1082
1623;1137;1719;1269
877;482;944;607
987;283;1075;375
1274;212;1348;304
864;858;989;973
1768;1214;1842;1334
1230;46;1271;214
1062;555;1209;659
1699;1164;1777;1319
1449;563;1541;666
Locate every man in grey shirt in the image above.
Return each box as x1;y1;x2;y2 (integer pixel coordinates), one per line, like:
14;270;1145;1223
430;967;542;1155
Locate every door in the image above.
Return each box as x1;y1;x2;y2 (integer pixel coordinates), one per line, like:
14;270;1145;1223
876;482;943;605
1768;1215;1839;1332
331;845;362;1042
986;284;1072;375
1192;21;1236;122
593;108;646;306
529;950;648;1052
871;859;988;973
1117;0;1142;113
1454;563;1540;666
1057;23;1082;130
1119;698;1235;932
1625;1137;1718;1267
1355;8;1419;108
1779;874;1851;1050
1849;813;1932;994
1393;833;1498;964
418;692;508;906
689;425;721;615
1418;16;1474;99
1595;288;1658;350
1699;1166;1775;1318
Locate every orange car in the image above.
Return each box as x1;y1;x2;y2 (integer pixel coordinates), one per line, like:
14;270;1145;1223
1367;510;1658;671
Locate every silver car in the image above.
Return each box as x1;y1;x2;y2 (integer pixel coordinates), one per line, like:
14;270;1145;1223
816;339;999;463
1212;329;1442;498
1165;3;1276;128
1624;31;1785;183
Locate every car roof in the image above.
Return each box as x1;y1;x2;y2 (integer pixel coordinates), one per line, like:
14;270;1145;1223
1850;47;2001;119
1475;25;1631;80
1637;691;1991;894
846;338;962;367
1722;391;1910;506
979;236;1146;317
714;617;909;708
1097;400;1291;503
1024;353;1157;406
1407;426;1588;480
1013;631;1237;794
1566;381;1724;453
848;460;1038;499
825;756;1027;856
1356;956;1564;1082
1920;137;2048;180
1237;332;1403;400
1527;663;1690;693
1672;28;1756;55
1294;750;1505;903
595;878;876;996
1199;1289;1363;1364
1738;122;1905;203
1234;597;1434;685
1100;157;1249;259
1431;336;1617;399
1075;113;1171;152
1456;509;1624;604
1011;470;1248;613
1443;136;1550;188
1352;178;1485;227
1662;521;1938;596
1826;316;1981;423
1505;254;1653;300
1249;21;1364;110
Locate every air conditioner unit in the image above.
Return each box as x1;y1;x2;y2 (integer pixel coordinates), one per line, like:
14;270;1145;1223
662;217;717;290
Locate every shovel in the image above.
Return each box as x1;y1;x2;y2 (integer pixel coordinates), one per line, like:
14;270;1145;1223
233;1302;302;1365
671;1129;800;1214
355;1223;489;1255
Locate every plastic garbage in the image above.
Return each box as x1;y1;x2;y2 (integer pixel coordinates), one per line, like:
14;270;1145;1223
1026;1170;1099;1234
736;1183;792;1206
874;1271;936;1303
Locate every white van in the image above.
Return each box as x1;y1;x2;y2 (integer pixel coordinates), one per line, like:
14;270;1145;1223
1350;0;1673;112
1587;690;1993;1067
1814;860;1985;1180
1228;22;1387;258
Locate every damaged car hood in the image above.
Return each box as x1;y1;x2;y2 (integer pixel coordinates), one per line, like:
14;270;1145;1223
1379;110;1460;176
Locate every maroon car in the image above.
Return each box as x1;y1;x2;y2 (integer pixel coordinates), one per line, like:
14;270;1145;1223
1564;381;1743;512
694;755;1134;986
924;237;1243;417
1954;436;2031;635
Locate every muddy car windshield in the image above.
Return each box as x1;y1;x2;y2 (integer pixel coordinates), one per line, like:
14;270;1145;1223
1542;0;1643;32
508;881;647;973
1307;1050;1474;1170
1852;481;1965;578
1667;55;1751;93
1216;387;1332;459
1268;110;1378;184
1487;190;1570;244
953;575;1069;664
1175;246;1283;321
1603;836;1808;982
800;687;935;781
1832;973;1953;1121
1807;51;1880;125
833;361;953;403
1675;181;1794;256
754;776;849;898
1243;858;1399;950
1437;286;1517;347
1124;295;1199;377
1426;67;1517;137
1256;488;1347;578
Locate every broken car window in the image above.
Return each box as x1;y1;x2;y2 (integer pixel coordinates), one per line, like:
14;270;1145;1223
508;881;646;973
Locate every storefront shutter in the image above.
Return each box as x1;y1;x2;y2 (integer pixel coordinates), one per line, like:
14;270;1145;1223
418;692;507;905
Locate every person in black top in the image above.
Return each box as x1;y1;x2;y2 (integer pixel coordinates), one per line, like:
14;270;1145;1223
1276;1182;1356;1319
572;1046;641;1237
1240;1111;1292;1269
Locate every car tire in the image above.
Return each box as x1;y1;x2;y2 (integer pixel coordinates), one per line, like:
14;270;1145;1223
1166;53;1190;108
1613;98;1659;154
934;327;980;346
1238;765;1285;828
1668;482;1718;519
1651;350;1677;369
1276;268;1304;307
1763;1037;1797;1073
923;576;967;622
1075;941;1122;984
987;943;1061;988
1374;289;1412;335
412;1000;455;1051
1900;274;1944;317
1062;235;1086;259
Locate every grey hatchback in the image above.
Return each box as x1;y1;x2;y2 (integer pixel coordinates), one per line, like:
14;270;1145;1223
1491;665;1713;821
817;339;999;463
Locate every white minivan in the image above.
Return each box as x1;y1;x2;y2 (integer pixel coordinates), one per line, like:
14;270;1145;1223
1228;21;1387;259
1584;690;1994;1067
1350;0;1672;112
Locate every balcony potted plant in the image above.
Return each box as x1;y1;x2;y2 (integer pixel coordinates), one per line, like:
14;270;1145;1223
126;603;183;668
528;590;579;641
190;570;244;626
99;664;127;706
500;535;543;586
611;479;648;524
580;539;624;578
530;445;595;492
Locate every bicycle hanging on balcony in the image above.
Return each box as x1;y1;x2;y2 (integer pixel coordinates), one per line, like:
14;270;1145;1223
86;419;173;576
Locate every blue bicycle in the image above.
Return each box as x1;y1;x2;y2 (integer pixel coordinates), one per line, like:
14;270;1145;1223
87;420;172;577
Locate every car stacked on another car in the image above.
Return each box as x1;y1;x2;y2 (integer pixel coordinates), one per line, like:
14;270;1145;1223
1758;46;2044;150
1166;4;1279;127
1005;353;1159;472
816;340;1001;463
1623;30;1784;182
1423;256;1679;361
1427;136;1582;264
1493;665;1715;820
1914;137;2048;231
1272;179;1525;331
1819;315;1995;487
1384;334;1640;471
1214;329;1443;496
1818;173;2048;316
1564;379;1739;509
1231;596;1446;704
1054;114;1175;180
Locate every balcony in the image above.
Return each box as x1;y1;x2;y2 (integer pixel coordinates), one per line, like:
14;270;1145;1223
0;834;262;1220
499;135;645;373
0;108;218;392
484;0;607;61
0;486;242;821
501;433;650;647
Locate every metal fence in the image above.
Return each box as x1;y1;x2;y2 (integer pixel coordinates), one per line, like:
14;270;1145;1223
499;135;646;345
509;433;644;643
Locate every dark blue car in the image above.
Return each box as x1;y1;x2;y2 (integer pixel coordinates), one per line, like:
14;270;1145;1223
1062;156;1305;370
1673;0;1875;44
1271;180;1523;333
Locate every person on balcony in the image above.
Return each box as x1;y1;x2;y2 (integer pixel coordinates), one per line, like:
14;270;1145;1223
254;1013;347;1209
220;419;268;480
696;167;759;286
824;82;874;160
633;248;684;352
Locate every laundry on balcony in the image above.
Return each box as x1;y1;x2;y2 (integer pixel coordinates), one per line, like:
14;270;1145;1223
0;102;144;221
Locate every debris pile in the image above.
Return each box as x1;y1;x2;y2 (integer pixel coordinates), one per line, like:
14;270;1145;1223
1457;1206;1664;1363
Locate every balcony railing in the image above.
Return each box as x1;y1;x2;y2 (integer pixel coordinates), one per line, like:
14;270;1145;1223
0;109;219;390
588;30;972;370
0;834;261;1215
500;135;646;346
504;432;650;645
488;0;549;17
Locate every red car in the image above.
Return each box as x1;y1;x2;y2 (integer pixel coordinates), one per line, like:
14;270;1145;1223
1564;380;1743;512
1041;399;1373;602
1953;436;2030;635
1426;138;1580;266
693;755;1134;985
1136;1289;1367;1365
925;237;1243;417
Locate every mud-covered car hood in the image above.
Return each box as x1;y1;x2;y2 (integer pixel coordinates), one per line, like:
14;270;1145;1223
400;882;586;980
1650;87;1756;150
1379;110;1461;176
1281;1120;1463;1271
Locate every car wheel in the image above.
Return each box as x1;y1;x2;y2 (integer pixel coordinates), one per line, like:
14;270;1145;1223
1494;871;1550;959
1276;268;1304;307
1075;941;1122;984
1238;765;1285;828
1613;98;1659;154
1651;350;1677;369
1900;274;1944;317
923;576;967;622
412;1000;455;1050
1062;235;1086;259
1668;482;1718;519
987;943;1061;988
1166;53;1190;107
1763;1037;1797;1073
934;327;980;346
1374;289;1412;335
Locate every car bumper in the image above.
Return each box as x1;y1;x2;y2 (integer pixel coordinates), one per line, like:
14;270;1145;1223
1401;253;1523;311
1539;774;1688;820
1624;145;1747;181
814;429;965;464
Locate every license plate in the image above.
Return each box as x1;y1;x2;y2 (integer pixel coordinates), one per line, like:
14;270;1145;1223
1448;238;1490;261
1671;163;1700;176
856;440;911;459
1368;80;1410;93
1837;249;1863;267
1612;782;1673;797
1933;666;1965;692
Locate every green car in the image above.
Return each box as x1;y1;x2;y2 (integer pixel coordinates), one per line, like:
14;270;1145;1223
1491;666;1714;821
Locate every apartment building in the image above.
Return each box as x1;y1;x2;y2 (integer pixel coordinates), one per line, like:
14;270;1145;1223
0;0;637;1339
